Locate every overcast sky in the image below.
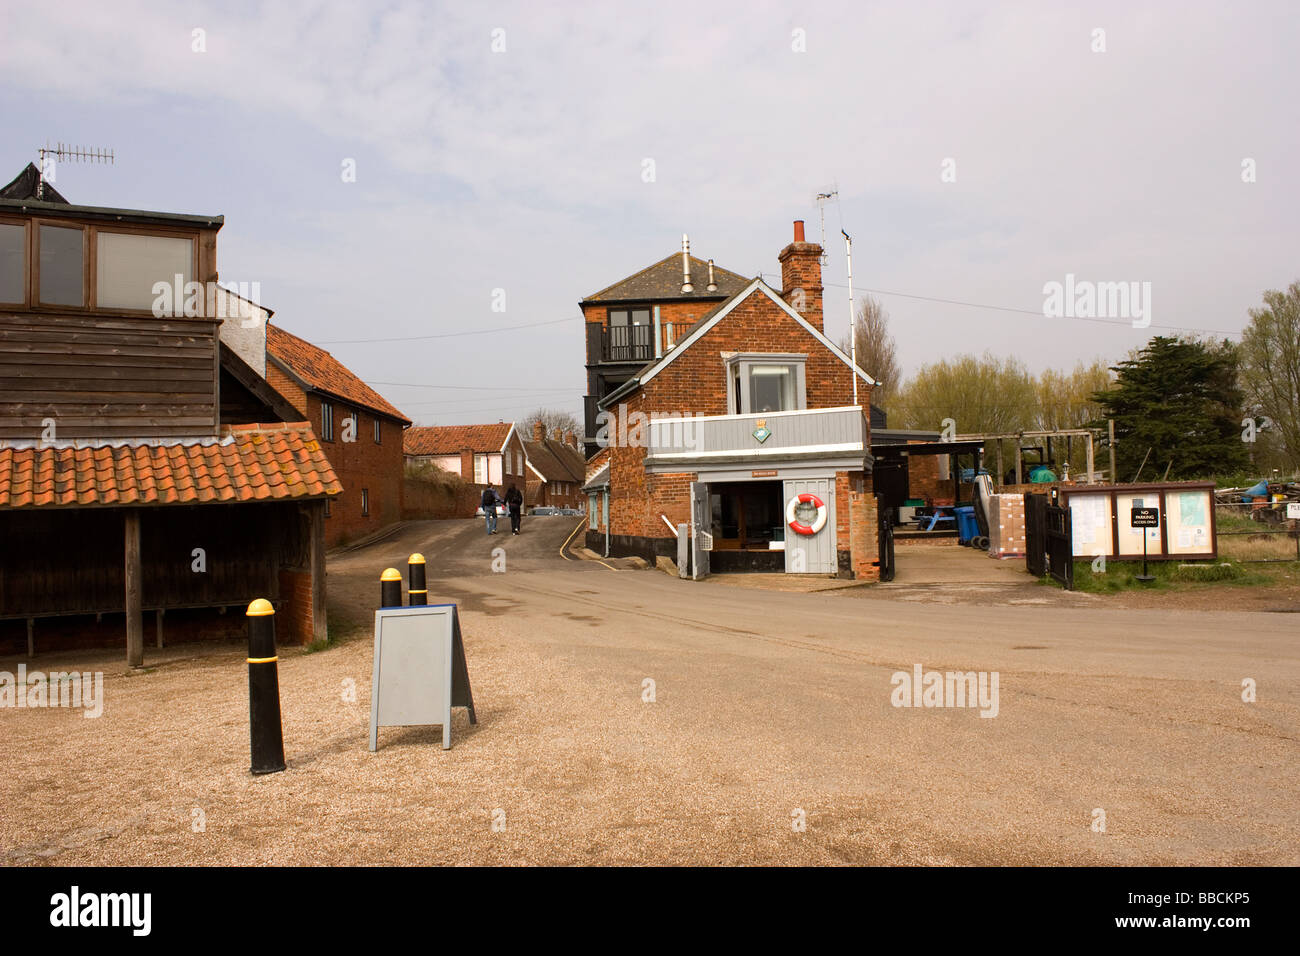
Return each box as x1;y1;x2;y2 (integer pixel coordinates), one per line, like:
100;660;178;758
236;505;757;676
3;1;1297;427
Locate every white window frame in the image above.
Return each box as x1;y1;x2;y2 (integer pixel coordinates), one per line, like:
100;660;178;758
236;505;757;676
473;454;487;484
723;353;807;415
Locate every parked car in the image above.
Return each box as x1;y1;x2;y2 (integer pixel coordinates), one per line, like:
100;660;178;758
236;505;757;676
474;503;509;517
556;508;584;516
530;506;560;516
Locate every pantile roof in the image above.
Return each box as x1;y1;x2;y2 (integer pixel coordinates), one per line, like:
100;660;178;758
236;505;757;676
0;422;341;510
404;423;515;456
267;324;410;424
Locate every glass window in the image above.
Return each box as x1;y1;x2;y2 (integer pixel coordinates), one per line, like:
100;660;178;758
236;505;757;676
630;309;650;326
374;418;382;444
749;364;796;413
361;489;370;516
321;402;334;441
609;309;628;326
474;454;487;484
0;223;24;303
96;232;193;311
38;225;84;306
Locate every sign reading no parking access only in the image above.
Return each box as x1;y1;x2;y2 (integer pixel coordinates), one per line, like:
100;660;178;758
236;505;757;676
1131;507;1160;528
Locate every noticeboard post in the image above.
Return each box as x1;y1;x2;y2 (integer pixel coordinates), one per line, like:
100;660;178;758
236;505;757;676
1131;507;1159;581
369;604;476;751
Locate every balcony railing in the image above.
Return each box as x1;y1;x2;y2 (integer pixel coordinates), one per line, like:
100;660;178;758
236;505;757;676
602;323;654;363
645;405;869;466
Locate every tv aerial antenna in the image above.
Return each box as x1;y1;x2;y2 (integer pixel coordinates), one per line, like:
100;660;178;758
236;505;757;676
36;142;115;200
814;187;838;265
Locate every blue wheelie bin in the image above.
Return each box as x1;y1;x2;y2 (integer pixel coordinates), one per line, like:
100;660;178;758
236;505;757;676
953;506;977;545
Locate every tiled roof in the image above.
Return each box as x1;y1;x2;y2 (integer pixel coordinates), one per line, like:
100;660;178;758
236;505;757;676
405;423;514;456
266;324;410;424
0;422;341;510
524;438;586;484
582;254;750;304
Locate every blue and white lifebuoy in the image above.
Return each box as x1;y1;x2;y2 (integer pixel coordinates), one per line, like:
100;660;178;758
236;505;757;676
786;493;828;536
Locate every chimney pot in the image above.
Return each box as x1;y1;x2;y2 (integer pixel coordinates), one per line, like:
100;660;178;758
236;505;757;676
793;220;805;242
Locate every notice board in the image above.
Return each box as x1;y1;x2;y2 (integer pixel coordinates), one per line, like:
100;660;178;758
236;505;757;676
1059;481;1217;561
369;604;476;751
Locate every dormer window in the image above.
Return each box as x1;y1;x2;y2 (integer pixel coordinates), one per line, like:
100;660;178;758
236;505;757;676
725;353;807;414
0;221;26;305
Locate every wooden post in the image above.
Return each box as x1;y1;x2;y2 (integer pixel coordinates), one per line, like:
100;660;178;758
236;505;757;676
1014;445;1023;486
155;608;164;649
26;618;34;659
310;500;327;644
1085;433;1095;484
1108;419;1116;485
996;441;1005;488
125;510;143;668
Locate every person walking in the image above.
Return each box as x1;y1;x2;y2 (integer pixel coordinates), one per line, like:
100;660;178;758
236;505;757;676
505;483;523;535
481;485;501;535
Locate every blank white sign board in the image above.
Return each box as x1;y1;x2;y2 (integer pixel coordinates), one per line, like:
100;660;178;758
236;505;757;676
369;604;475;751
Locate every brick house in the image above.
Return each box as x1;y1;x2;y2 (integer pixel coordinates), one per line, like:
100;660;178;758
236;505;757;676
266;325;411;548
582;222;882;579
0;165;338;659
404;422;528;498
581;237;750;457
523;423;586;510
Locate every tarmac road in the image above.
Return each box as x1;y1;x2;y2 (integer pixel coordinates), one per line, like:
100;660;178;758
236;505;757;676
3;515;1296;865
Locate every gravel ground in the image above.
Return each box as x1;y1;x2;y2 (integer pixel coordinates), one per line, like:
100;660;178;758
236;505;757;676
3;518;1296;866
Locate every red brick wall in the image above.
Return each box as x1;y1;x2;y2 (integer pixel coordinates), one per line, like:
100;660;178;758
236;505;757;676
306;394;405;548
265;365;406;547
847;473;880;582
277;568;314;645
402;478;485;520
600;288;871;542
908;451;946;503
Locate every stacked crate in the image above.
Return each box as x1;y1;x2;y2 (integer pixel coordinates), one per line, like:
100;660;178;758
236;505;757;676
986;493;1027;558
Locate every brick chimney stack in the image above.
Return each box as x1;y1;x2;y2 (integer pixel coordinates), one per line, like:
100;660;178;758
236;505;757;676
532;420;545;441
563;430;576;448
779;219;824;332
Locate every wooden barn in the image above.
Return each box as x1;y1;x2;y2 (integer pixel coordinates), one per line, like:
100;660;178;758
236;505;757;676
0;166;340;663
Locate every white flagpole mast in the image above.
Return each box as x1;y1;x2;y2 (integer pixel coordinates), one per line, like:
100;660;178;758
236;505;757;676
843;229;857;407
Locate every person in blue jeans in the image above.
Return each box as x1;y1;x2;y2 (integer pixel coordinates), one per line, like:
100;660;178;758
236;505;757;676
481;486;501;535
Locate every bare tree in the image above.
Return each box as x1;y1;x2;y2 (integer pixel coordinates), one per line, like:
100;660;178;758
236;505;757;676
839;295;900;412
522;407;581;442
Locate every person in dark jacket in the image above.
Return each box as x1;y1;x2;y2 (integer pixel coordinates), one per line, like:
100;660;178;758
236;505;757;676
505;483;523;535
481;485;501;535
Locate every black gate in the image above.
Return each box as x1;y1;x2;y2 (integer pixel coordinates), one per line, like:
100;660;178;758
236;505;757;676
876;494;895;582
1045;492;1074;590
1025;493;1048;577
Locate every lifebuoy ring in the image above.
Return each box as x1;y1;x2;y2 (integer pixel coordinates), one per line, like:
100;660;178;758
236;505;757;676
786;492;828;535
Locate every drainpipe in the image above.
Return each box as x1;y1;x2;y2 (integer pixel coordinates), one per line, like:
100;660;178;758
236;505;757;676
604;491;610;557
654;305;662;358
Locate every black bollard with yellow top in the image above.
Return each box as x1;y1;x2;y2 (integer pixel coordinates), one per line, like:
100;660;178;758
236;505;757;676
407;553;427;605
245;598;286;775
380;567;403;608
